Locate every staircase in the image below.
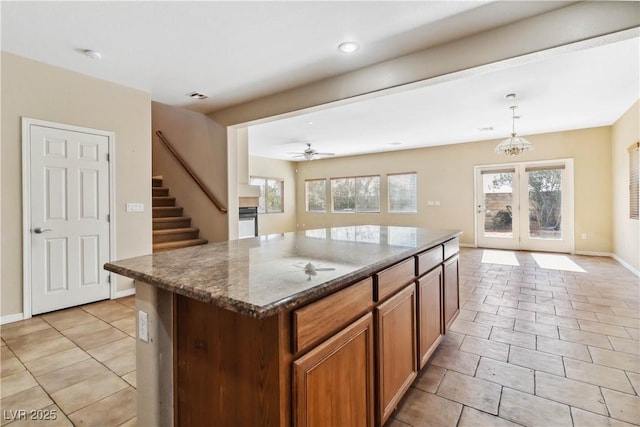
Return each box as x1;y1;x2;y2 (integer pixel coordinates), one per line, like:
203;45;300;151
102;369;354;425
152;177;207;252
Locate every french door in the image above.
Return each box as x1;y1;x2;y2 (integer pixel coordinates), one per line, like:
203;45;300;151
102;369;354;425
476;160;574;253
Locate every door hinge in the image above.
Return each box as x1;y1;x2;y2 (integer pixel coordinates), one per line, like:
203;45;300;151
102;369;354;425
106;214;110;222
107;275;111;284
106;153;110;161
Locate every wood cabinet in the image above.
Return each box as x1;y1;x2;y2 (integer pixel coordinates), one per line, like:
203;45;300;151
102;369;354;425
171;238;459;427
375;257;416;302
443;255;460;330
292;278;373;353
375;283;417;425
293;313;374;427
417;266;443;369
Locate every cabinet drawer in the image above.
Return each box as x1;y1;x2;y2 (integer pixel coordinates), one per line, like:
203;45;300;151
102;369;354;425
293;277;373;354
443;237;459;260
375;258;416;302
416;246;443;277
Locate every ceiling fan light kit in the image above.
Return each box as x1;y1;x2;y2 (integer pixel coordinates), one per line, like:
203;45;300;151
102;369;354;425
288;143;335;161
495;93;534;156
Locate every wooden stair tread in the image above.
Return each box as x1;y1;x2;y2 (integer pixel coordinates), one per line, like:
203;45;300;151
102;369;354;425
153;239;208;251
153;227;199;236
153;206;182;210
153;216;191;222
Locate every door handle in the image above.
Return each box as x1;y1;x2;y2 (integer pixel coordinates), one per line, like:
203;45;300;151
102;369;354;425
33;227;52;234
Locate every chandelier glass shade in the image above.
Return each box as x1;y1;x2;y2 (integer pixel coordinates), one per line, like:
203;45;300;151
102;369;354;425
495;98;533;156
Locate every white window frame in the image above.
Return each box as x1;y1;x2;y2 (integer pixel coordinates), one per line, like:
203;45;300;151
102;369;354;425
330;175;380;213
388;172;418;214
305;178;327;213
250;176;284;214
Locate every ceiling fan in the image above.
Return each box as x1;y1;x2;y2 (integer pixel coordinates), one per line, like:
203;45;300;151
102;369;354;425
288;143;335;160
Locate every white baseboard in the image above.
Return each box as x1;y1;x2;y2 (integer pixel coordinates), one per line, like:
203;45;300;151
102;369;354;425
611;253;640;277
574;251;640;277
114;288;136;299
0;312;24;325
574;251;612;257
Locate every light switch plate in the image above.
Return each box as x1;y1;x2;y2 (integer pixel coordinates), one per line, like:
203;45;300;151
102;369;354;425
126;202;144;212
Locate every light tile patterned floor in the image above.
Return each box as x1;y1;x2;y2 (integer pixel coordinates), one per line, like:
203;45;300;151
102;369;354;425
388;248;640;427
1;248;638;426
1;297;136;426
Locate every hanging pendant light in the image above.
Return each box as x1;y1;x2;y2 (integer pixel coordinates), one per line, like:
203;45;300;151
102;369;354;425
495;93;533;156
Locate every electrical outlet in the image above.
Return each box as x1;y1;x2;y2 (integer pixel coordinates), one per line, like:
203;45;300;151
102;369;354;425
435;201;441;206
427;200;434;206
138;310;149;342
581;233;588;240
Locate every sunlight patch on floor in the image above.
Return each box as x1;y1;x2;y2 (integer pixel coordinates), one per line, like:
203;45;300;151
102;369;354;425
531;253;586;273
481;250;520;266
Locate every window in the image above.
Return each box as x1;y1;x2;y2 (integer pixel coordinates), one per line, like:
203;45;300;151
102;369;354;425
250;177;283;213
331;176;380;213
630;142;639;220
305;179;327;212
388;173;417;213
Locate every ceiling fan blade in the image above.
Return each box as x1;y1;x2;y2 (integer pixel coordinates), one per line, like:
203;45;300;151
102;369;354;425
314;152;335;156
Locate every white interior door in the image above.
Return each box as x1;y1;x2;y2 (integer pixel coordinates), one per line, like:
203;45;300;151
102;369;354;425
27;123;111;315
476;160;574;253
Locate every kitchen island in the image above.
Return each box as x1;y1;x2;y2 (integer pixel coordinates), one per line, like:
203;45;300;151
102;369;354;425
105;225;462;427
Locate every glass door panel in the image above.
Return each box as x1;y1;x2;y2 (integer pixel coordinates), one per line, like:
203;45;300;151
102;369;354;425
483;172;514;238
477;168;519;250
520;163;572;253
527;168;563;240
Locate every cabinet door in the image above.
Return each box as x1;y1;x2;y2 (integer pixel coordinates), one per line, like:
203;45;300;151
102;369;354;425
443;255;460;331
376;283;417;425
417;267;443;369
293;313;374;427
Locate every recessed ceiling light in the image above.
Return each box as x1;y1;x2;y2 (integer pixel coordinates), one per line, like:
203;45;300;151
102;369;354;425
307;121;313;125
186;91;208;100
82;49;102;60
338;41;360;53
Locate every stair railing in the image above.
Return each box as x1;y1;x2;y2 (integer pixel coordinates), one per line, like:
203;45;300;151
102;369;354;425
155;131;228;214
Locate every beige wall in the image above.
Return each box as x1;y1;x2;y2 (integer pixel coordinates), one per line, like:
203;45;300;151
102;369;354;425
295;127;612;253
612;100;640;273
1;52;152;319
249;156;297;235
152;102;229;243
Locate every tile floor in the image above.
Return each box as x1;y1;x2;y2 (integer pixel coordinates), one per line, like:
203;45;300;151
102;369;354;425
1;248;638;426
387;248;640;427
1;297;136;426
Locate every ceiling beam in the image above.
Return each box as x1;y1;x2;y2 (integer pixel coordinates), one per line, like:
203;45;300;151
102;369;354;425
210;1;639;127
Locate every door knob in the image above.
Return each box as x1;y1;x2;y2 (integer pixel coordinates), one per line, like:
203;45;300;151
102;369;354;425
33;227;52;234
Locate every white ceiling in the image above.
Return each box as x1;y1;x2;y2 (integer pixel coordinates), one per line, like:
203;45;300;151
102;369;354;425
2;1;637;161
249;35;640;160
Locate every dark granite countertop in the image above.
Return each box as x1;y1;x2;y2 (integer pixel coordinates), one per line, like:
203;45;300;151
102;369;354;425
104;225;461;318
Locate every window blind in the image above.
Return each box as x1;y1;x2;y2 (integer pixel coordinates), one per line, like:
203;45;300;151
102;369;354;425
630;142;639;220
